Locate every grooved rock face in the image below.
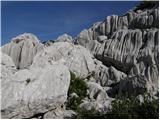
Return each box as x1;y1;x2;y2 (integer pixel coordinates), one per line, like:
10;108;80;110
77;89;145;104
75;2;159;86
1;63;70;119
1;33;44;69
130;9;159;29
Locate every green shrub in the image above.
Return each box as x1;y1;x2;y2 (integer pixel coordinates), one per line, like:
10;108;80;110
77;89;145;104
66;96;82;111
68;72;88;100
69;93;159;119
135;94;159;119
104;93;159;119
66;72;88;111
105;96;140;119
76;107;100;119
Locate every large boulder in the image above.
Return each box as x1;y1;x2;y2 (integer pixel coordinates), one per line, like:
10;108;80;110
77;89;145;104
1;63;70;119
1;33;44;69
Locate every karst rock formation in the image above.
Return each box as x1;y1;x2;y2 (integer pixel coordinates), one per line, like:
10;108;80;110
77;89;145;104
1;1;159;119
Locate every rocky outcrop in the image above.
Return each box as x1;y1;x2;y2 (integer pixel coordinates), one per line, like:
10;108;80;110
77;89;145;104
1;33;44;69
1;1;159;119
56;34;73;43
42;34;73;47
93;60;126;86
32;42;126;86
80;82;113;112
75;2;159;93
1;37;126;119
31;42;95;78
43;40;55;47
1;63;70;119
107;75;148;97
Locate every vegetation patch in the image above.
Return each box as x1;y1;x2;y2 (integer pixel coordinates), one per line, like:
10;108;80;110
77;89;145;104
66;72;158;119
70;92;159;119
66;72;88;111
75;107;100;119
104;93;159;119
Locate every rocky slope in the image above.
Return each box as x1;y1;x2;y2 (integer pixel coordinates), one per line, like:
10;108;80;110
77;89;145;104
1;1;159;119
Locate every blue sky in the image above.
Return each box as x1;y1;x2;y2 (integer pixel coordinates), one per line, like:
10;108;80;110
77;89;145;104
1;1;140;45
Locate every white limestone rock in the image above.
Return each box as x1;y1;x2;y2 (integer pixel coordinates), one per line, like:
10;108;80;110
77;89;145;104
93;60;126;86
32;42;95;78
87;82;108;101
1;33;44;69
43;108;76;119
79;82;114;113
75;2;158;91
1;63;70;119
32;42;126;86
56;34;73;43
80;98;113;113
97;35;108;43
1;53;17;102
1;2;159;118
107;75;153;97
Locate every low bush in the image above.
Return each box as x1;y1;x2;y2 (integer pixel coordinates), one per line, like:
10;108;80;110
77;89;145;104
135;94;159;119
71;93;159;119
102;93;159;119
68;72;88;100
66;72;88;111
76;107;100;119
